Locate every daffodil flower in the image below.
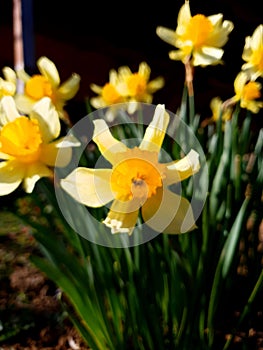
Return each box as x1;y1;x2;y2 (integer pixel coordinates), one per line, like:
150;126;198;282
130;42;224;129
231;71;263;113
117;62;164;104
90;62;164;120
0;67;16;98
61;104;200;235
242;25;263;81
14;56;80;121
201;97;232;128
156;0;234;67
0;96;80;195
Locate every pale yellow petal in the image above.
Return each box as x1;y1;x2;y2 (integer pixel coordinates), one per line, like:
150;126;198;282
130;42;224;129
139;104;169;152
103;199;139;235
14;94;35;114
141;188;197;234
30;97;60;142
0;96;20;124
0;160;24;195
164;149;200;186
37;56;60;87
57;73;80;100
147;77;165;93
16;69;31;83
23;162;53;193
61;168;114;207
2;67;17;84
138;62;151;80
93;119;127;165
156;27;177;47
90;83;103;94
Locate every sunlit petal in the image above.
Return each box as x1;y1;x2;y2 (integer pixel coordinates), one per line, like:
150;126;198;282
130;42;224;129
30;97;60;142
93;119;127;165
0;96;20;124
0;160;24;195
57;73;81;99
40;135;80;167
164;149;200;185
37;56;60;87
61;168;114;207
142;188;197;234
139;104;170;152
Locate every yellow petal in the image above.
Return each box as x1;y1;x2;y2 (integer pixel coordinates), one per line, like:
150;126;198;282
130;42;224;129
23;162;53;193
61;168;114;207
156;27;177;47
139;104;170;152
40;135;79;167
0;160;24;195
37;56;60;87
57;73;80;100
93;119;127;165
141;188;197;234
164;149;200;186
103;199;139;235
30;97;60;142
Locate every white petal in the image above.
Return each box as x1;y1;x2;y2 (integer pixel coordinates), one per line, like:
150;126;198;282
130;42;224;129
61;168;114;207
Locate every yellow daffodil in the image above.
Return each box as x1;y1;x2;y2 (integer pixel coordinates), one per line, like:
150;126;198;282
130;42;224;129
117;62;165;103
90;69;127;109
242;25;263;81
201;97;232;127
14;56;80;121
0;96;80;195
232;71;263;113
156;0;234;66
0;67;16;98
61;104;200;235
90;62;164;119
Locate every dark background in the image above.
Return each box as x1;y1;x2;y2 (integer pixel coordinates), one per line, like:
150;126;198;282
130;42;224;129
0;0;263;123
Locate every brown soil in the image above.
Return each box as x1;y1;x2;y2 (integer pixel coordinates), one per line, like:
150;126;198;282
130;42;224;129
0;212;90;350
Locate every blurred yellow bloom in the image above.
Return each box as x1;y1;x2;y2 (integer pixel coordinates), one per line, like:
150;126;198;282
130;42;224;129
90;62;164;118
232;71;263;113
61;104;200;235
14;56;80;120
242;25;263;81
0;67;16;98
0;96;80;195
156;0;234;66
118;62;164;103
201;97;232;127
90;69;126;109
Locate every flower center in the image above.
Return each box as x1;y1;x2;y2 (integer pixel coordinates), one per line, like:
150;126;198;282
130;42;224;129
101;83;123;104
184;14;213;48
126;73;147;98
243;82;261;101
0;116;42;163
110;148;166;202
25;75;54;101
